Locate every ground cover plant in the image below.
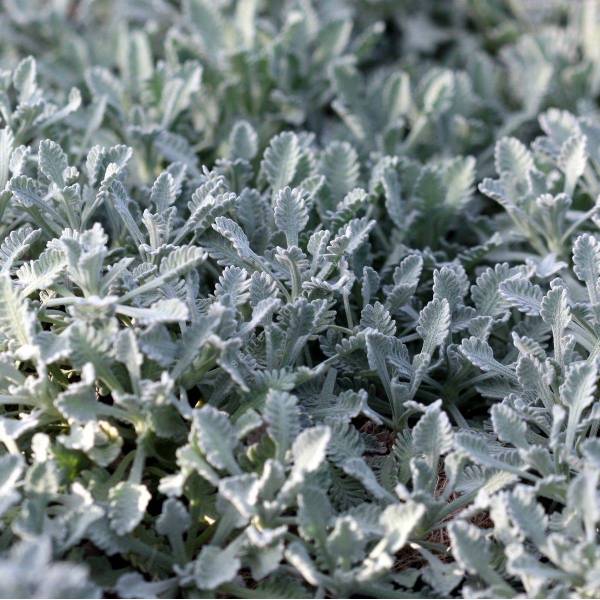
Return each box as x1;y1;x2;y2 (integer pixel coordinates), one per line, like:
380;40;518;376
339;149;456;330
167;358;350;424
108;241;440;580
3;0;600;598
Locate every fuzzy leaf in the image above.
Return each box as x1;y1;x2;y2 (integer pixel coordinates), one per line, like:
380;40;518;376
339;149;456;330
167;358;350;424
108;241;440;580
192;405;241;475
264;390;300;463
261;132;300;191
559;134;587;196
274;187;309;247
321;141;359;201
412;403;453;468
0;273;35;348
491;404;528;450
573;233;600;302
379;502;425;553
229;120;258;160
560;361;598;451
460;337;514;379
499;278;543;316
291;426;331;479
448;521;494;578
0;226;41;272
108;482;151;536
150;172;177;213
193;545;240;590
417;298;450;355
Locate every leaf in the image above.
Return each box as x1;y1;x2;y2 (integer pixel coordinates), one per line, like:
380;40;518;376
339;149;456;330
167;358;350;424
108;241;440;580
327;216;375;257
16;247;66;295
86;66;123;110
491;404;528;450
150;172;176;213
559;133;587;196
193;545;240;590
540;285;570;363
291;426;331;479
120;247;206;302
0;452;23;493
298;486;332;542
261;131;300;191
362;266;380;306
396;255;424;287
414;165;445;214
498;278;543;316
0;225;41;272
573;233;600;302
185;191;236;237
0;128;14;192
116;329;143;386
13;56;37;103
417;297;450;355
378;502;425;553
108;481;151;535
264;390;300;463
444;156;475;209
214;337;248;391
68;323;119;391
454;431;523;474
412;402;453;468
9;175;49;211
156;243;202;276
540;286;570;333
560;361;598;451
365;331;393;402
212;216;255;260
106;180;145;245
494;137;533;185
39;139;68;187
239;297;281;337
156;498;190;537
433;267;464;312
185;0;225;61
460;336;515;379
381;162;403;228
55;381;99;423
215;266;249;306
341;457;394;501
117;298;189;324
321;141;359;201
115;573;176;599
0;273;35;348
448;521;494;578
505;487;547;547
360;302;396;336
421;548;464;596
218;474;259;520
567;469;600;542
277;298;318;366
229;120;258;160
274;187;309;247
326;516;366;568
285;542;321;587
471;263;517;318
192;405;241;475
154;131;199;171
387;255;423;311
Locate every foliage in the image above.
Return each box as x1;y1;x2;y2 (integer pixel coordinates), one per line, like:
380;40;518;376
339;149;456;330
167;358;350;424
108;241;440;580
2;1;600;598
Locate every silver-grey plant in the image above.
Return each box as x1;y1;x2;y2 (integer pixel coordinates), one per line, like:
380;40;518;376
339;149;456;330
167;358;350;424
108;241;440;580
2;1;600;598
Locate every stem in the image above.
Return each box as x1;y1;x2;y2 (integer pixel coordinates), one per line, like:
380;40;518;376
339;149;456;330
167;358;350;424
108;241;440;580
128;440;147;485
343;291;354;329
446;402;469;429
169;533;187;566
43;296;82;308
561;204;599;244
